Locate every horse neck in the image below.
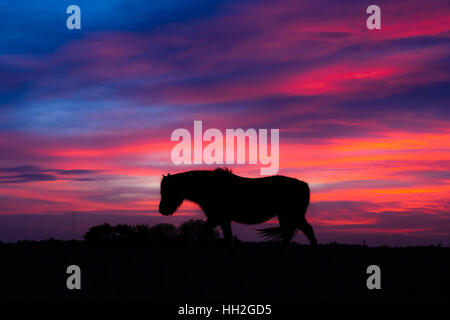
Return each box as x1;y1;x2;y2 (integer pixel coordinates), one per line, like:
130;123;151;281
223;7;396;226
175;171;210;203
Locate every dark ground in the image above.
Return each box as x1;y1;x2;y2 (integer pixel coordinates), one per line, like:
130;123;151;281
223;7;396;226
0;240;449;300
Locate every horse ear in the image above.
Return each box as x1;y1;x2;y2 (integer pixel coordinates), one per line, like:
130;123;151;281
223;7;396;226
167;173;171;176
162;174;166;178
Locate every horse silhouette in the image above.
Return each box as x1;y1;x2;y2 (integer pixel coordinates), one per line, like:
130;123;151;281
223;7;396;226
159;168;317;249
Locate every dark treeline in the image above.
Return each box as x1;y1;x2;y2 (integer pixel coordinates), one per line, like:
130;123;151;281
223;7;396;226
0;219;227;247
82;219;223;246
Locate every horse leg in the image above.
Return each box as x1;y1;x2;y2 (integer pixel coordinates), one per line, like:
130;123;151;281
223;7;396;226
298;217;318;251
201;218;218;241
278;214;296;251
220;220;233;249
281;226;295;251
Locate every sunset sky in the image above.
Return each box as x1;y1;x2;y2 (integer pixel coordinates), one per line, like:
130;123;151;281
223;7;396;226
0;0;449;245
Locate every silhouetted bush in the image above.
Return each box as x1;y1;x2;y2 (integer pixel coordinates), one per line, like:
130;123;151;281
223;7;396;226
148;223;177;245
83;220;220;246
177;219;220;241
127;223;152;243
84;223;116;242
149;223;176;238
114;224;135;240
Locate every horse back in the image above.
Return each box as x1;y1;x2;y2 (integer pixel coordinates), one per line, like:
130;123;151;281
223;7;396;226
221;174;309;207
222;175;309;223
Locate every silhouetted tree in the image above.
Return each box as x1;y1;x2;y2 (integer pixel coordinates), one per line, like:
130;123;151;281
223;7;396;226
132;224;153;243
84;223;115;242
84;223;179;245
177;219;220;241
83;221;221;246
149;223;176;238
114;224;135;240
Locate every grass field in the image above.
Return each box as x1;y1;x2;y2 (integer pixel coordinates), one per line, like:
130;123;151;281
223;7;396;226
0;240;448;300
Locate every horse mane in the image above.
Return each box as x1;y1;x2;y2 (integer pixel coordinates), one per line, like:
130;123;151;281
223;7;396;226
213;167;233;175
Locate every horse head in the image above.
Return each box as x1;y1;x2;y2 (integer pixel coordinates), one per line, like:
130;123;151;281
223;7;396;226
159;173;184;216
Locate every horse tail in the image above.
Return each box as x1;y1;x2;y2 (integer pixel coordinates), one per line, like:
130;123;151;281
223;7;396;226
256;227;283;241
